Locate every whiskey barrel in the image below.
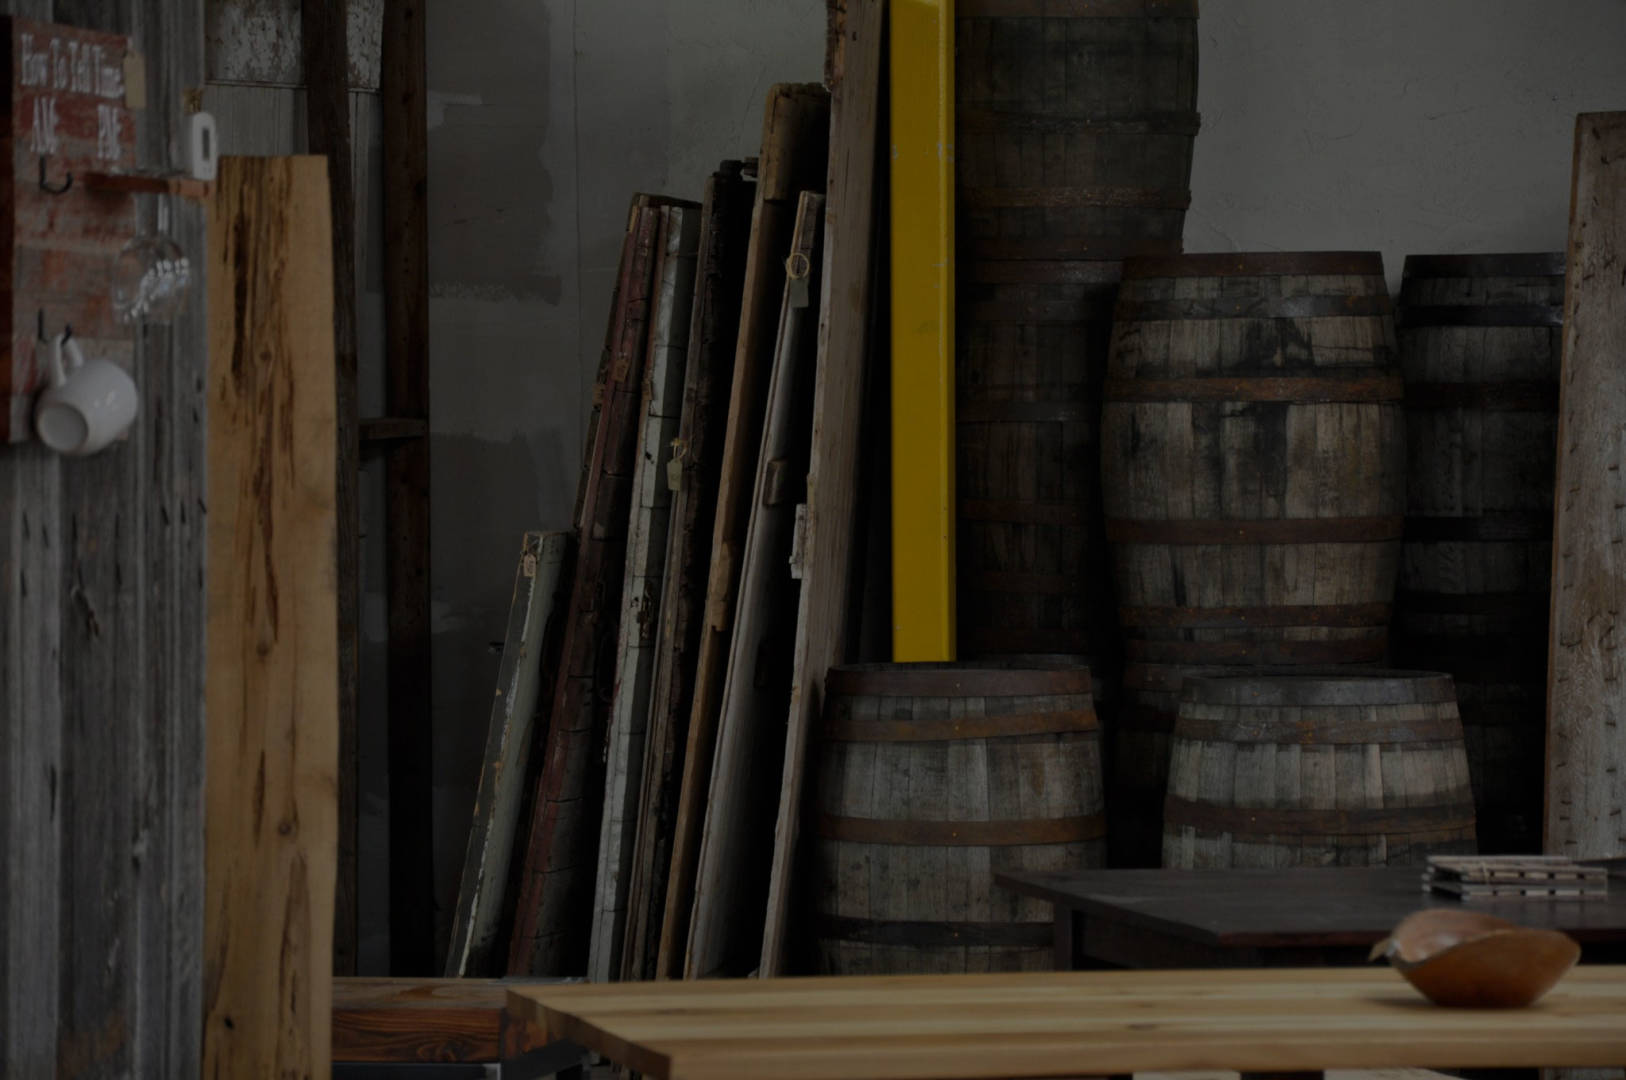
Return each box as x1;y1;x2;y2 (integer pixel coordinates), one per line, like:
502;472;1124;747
1394;253;1563;854
813;663;1104;973
955;0;1199;660
1101;252;1405;864
1163;671;1478;867
956;0;1200;262
957;261;1122;658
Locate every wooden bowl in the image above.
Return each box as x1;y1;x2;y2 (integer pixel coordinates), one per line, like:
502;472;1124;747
1369;909;1581;1008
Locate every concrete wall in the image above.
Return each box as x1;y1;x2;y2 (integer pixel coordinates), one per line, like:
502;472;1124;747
422;0;1626;958
1189;0;1626;282
424;0;825;955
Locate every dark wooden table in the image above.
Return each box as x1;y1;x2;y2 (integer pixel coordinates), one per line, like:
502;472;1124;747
995;866;1626;970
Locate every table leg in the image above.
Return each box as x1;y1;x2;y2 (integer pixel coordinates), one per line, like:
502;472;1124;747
1053;906;1075;970
501;1039;588;1080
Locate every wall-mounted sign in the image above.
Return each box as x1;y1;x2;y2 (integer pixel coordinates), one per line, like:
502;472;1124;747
2;17;138;443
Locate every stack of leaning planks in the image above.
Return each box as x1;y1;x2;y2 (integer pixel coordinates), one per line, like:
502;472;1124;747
445;5;884;979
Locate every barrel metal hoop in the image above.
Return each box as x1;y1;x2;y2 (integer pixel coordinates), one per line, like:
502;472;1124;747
826;665;1095;698
967;299;1116;324
1403;380;1559;411
957;400;1097;424
815;916;1053;949
824;707;1099;743
1163;796;1476;838
959;0;1199;19
964;259;1124;286
1401;253;1565;279
958;107;1201;137
1124;252;1384;278
1126;638;1390;664
1103;375;1404;403
817;813;1107;846
1173;715;1466;745
1117;294;1392;321
1398;304;1562;329
1105;515;1405;544
957;626;1093;655
962;570;1086;596
962;185;1192;210
1120;602;1392;629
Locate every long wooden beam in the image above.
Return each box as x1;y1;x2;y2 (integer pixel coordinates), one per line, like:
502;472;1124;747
889;0;956;661
1546;111;1626;858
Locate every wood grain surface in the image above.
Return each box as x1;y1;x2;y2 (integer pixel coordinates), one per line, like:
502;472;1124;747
660;83;828;978
1546;112;1626;861
760;0;883;977
203;155;338;1079
332;976;562;1063
507;966;1626;1080
446;531;572;977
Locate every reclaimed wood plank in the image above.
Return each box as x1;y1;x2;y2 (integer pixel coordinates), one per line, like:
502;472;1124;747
661;82;829;979
625;163;754;983
445;531;573;977
687;191;825;979
509;199;664;975
760;0;884;977
303;0;362;978
1547;111;1626;862
202;155;339;1078
590;202;701;983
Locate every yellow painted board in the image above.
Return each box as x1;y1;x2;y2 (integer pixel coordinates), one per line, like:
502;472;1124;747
890;0;956;662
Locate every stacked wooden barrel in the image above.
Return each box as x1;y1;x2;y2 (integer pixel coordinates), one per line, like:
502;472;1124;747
955;1;1199;662
1393;254;1563;854
1163;671;1477;867
1100;253;1405;864
812;663;1104;973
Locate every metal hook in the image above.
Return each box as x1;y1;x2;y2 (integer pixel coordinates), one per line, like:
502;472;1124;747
38;156;72;195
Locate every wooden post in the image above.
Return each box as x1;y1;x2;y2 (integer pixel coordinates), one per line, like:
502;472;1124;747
759;0;886;976
203;155;339;1080
1545;111;1626;860
382;0;435;974
302;0;361;979
889;0;956;662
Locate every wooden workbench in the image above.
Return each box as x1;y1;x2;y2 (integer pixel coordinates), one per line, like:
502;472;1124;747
506;967;1626;1080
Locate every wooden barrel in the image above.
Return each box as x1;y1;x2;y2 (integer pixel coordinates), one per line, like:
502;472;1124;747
956;0;1200;262
1394;253;1563;854
1163;671;1478;867
955;0;1199;660
813;663;1104;973
1101;252;1405;864
957;262;1122;658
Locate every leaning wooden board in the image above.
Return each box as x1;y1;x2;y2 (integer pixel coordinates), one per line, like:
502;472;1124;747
509;198;665;975
623;163;755;983
203;156;339;1079
659;84;830;977
1546;112;1626;862
446;531;573;977
590;203;701;983
687;192;825;979
507;967;1626;1080
760;0;885;976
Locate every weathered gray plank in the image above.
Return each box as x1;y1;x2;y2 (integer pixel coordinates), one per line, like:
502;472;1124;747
445;531;571;978
1547;111;1626;861
687;192;824;979
760;0;883;978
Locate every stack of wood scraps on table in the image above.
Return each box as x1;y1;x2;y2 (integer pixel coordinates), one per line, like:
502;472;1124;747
1425;856;1609;901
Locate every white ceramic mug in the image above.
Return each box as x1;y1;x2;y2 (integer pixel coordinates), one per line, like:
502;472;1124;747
33;333;139;457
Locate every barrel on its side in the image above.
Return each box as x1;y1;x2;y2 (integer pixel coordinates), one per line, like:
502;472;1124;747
813;663;1105;973
1395;253;1563;855
1101;252;1405;865
1163;672;1478;868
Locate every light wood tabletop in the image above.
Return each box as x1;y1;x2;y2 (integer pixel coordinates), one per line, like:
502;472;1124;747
506;966;1626;1080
